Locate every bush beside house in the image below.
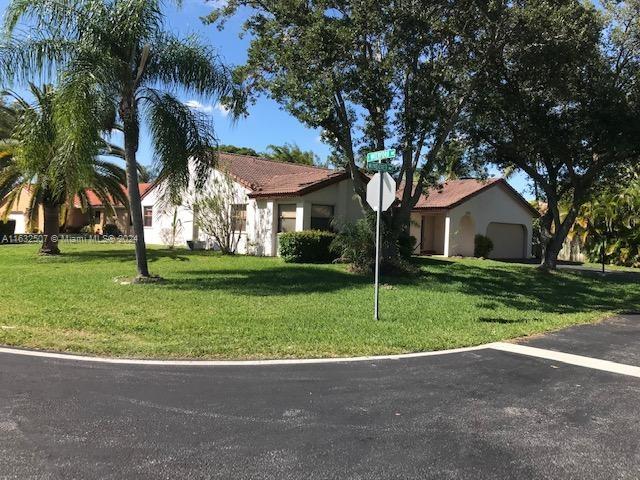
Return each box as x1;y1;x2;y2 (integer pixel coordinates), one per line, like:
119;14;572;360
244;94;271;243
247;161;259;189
279;230;337;263
474;234;494;258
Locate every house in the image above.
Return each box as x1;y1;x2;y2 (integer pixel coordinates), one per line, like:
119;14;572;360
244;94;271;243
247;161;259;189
3;153;535;259
142;153;537;259
408;178;538;259
0;184;153;235
140;153;365;255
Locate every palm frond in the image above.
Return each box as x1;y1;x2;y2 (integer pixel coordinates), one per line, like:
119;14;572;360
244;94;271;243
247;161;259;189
25;181;42;228
144;33;233;99
3;0;82;37
0;36;76;85
141;88;218;204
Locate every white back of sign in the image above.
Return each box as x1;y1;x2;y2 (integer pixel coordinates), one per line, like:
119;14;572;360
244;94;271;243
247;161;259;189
366;172;396;212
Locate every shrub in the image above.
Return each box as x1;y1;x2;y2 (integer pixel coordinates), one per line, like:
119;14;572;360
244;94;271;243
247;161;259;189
398;232;417;259
279;230;337;263
331;217;418;274
0;220;16;236
474;234;494;258
330;218;376;273
102;224;122;236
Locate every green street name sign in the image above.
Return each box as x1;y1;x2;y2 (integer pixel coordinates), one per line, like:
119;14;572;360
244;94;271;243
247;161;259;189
368;162;397;172
366;149;396;163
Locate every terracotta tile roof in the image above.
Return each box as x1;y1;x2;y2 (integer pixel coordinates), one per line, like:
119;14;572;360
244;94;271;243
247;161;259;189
218;153;348;197
410;178;539;216
73;183;152;208
412;178;502;209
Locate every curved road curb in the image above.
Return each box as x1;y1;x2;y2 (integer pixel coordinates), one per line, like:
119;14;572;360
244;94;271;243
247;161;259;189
0;344;492;366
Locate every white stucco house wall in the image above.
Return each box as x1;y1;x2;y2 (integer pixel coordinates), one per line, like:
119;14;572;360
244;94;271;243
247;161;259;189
140;153;537;260
140;153;365;256
408;178;538;259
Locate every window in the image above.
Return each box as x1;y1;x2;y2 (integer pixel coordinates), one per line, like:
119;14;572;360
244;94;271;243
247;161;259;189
143;206;153;227
231;204;247;232
310;204;334;231
278;204;297;233
94;210;101;224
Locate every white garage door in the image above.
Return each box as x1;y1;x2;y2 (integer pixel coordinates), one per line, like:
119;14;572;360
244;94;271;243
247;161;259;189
8;213;25;234
486;222;525;259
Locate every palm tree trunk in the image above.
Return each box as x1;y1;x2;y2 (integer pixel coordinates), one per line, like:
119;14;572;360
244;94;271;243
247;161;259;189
40;200;60;255
121;99;150;278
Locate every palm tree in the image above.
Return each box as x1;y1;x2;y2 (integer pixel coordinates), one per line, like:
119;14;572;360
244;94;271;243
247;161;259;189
437;138;474;181
0;84;128;254
265;143;318;165
571;170;640;267
2;0;232;278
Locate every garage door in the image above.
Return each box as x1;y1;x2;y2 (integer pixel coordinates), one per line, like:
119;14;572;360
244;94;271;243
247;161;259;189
486;222;525;259
8;213;25;234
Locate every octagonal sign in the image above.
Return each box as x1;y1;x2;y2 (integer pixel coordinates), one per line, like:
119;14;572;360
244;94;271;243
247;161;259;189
366;172;396;212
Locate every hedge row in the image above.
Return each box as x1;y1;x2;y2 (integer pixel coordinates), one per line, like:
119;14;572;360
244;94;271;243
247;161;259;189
278;230;338;263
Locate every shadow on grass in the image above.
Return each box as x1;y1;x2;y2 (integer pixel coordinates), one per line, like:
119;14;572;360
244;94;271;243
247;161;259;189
54;248;195;263
48;247;640;316
420;260;640;316
159;255;639;319
162;266;371;295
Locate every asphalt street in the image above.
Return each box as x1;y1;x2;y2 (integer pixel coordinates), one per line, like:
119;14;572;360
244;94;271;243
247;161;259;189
1;315;639;479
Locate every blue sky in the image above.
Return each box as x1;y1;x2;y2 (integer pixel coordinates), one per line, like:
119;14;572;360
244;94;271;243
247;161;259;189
0;0;533;198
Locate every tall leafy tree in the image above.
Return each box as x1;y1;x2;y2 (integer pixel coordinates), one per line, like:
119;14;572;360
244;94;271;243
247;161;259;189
3;0;233;278
467;0;640;270
0;84;128;254
208;0;495;262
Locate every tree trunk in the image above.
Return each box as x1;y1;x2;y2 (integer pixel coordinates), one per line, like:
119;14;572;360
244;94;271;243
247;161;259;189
538;208;578;272
121;98;150;278
539;236;562;271
40;200;60;255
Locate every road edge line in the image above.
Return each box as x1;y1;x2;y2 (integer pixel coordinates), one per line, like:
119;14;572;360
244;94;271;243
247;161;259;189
490;342;640;378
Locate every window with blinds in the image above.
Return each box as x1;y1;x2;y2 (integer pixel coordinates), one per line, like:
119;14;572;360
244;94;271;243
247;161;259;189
278;204;297;233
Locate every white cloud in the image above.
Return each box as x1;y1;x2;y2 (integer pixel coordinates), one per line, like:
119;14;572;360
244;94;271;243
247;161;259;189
184;100;229;117
184;100;214;113
214;102;230;116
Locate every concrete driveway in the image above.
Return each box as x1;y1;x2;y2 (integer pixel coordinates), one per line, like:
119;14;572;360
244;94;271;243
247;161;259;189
1;314;639;480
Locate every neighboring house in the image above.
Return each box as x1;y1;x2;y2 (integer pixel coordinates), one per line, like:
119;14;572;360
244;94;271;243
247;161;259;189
0;184;153;235
408;178;538;259
0;186;33;234
67;184;153;235
140;153;365;255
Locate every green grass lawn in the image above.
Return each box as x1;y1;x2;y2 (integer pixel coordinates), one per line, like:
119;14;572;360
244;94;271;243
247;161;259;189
0;243;638;359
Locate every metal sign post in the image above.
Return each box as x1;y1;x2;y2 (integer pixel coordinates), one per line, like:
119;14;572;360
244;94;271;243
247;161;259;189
374;170;383;320
365;149;397;320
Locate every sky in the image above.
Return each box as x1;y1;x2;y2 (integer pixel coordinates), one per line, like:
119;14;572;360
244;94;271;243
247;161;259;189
0;0;533;198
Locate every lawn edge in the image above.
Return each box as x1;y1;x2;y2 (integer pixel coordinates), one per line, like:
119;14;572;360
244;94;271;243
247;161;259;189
0;343;492;366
